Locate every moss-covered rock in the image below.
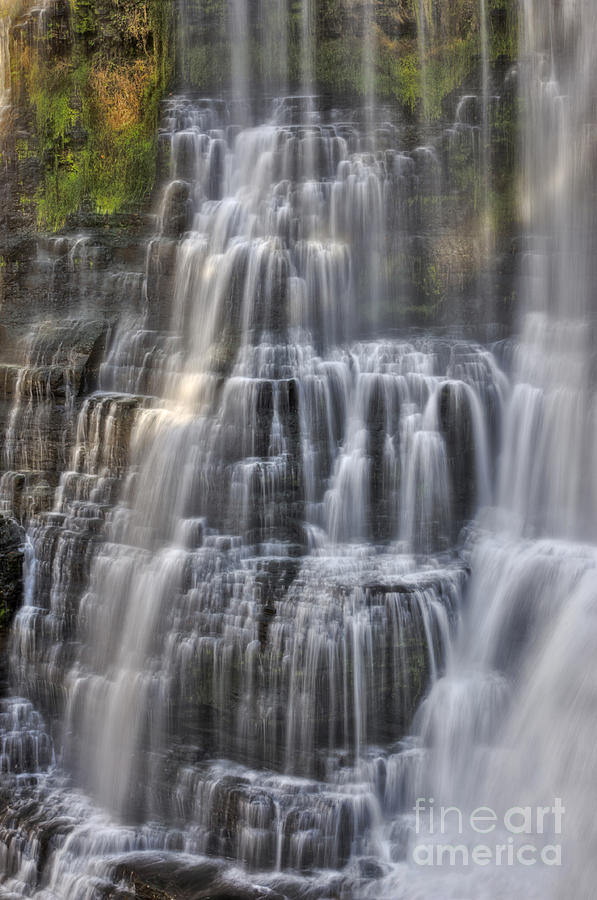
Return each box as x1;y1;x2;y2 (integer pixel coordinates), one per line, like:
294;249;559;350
7;0;175;230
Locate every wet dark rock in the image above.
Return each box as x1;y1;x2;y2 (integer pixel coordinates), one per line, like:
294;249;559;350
437;381;477;533
145;238;180;329
109;853;286;900
0;319;111;522
0;515;25;631
161;180;193;238
365;377;396;541
356;856;388;879
206;139;227;201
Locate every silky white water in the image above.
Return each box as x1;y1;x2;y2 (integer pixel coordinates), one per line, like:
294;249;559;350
0;2;594;899
366;1;597;897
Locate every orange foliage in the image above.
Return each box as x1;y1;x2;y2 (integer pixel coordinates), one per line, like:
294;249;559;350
89;59;151;132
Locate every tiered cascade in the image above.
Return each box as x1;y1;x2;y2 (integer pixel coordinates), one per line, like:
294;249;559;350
0;1;593;899
0;70;510;898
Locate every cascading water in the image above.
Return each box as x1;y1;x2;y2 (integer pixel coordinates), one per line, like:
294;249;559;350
477;0;494;314
361;0;376;134
300;0;314;102
260;0;288;99
0;0;52;132
1;84;503;890
0;1;594;899
230;0;250;116
0;11;10;125
366;1;597;897
416;0;430;123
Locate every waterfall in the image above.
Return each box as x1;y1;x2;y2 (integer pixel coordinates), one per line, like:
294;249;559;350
0;0;52;129
500;0;597;538
176;0;195;88
486;4;597;894
300;0;314;101
260;0;288;98
0;40;509;892
230;0;250;117
364;2;597;897
416;0;430;122
362;0;376;133
477;0;495;312
0;16;10;124
0;0;13;127
0;1;594;898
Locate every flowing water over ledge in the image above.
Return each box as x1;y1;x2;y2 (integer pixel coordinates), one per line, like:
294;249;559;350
0;0;596;898
0;93;507;898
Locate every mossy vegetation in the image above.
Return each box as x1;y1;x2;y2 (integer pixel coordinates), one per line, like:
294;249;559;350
13;0;175;229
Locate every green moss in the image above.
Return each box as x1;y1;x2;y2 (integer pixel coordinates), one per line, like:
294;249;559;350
32;81;76;146
70;0;98;42
396;53;420;112
183;42;229;93
35;164;84;232
426;36;478;118
377;48;421;112
489;0;518;61
413;259;445;309
91;125;156;214
316;38;363;98
28;0;175;230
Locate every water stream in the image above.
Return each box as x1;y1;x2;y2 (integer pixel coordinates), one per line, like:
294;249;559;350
0;1;595;898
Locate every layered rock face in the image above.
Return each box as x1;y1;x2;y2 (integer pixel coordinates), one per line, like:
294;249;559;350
0;2;522;899
0;0;518;624
0;90;510;900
